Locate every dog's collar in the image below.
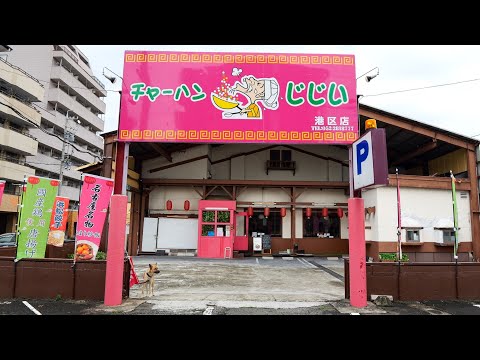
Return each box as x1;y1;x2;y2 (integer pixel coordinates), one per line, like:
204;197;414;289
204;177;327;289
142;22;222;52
147;273;153;278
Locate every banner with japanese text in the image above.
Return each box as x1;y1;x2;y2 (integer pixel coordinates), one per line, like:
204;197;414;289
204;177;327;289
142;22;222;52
0;180;5;205
16;176;59;259
119;51;358;145
47;196;70;247
75;174;114;260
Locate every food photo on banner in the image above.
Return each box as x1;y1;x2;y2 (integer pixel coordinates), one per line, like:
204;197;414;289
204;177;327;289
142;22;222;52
74;174;114;261
47;196;70;247
16;176;59;260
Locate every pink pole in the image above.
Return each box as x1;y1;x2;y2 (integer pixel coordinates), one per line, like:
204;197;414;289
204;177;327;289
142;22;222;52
104;195;128;306
348;197;367;308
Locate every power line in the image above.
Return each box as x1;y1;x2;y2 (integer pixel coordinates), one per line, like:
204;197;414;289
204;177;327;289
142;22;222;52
0;100;103;161
363;77;480;98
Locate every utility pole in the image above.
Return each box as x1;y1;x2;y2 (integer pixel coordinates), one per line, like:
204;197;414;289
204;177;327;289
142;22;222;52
58;111;77;196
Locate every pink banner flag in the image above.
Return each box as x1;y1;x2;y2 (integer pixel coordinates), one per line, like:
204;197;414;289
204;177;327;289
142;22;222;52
0;180;5;205
75;175;114;260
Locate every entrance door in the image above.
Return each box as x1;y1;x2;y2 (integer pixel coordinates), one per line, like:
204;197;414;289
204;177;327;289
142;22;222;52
234;212;248;251
197;200;236;258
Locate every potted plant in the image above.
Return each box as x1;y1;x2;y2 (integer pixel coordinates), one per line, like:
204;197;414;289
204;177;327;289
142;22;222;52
379;253;409;262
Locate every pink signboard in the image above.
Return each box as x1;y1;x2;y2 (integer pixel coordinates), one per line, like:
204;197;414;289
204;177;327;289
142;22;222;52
75;174;114;260
119;51;358;144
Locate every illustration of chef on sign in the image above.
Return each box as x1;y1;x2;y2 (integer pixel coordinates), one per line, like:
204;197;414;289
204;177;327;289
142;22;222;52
211;68;280;119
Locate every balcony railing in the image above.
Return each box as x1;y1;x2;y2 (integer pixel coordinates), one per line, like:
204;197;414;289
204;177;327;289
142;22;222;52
0;57;44;87
266;160;296;175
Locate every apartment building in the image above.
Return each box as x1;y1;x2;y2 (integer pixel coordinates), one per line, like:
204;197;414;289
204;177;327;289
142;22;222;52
7;45;106;203
0;46;44;233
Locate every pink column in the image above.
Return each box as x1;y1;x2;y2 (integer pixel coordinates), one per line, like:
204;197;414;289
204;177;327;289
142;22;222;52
104;195;128;306
348;197;367;307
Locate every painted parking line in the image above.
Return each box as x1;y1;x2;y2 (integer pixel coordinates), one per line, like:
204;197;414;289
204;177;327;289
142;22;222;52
203;306;215;315
256;258;259;265
351;313;360;315
473;304;480;308
296;258;316;269
299;258;317;269
22;301;42;315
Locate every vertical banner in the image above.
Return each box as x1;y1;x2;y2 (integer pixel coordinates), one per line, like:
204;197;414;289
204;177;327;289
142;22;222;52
75;174;114;260
450;170;459;259
47;196;70;247
16;176;59;259
0;180;5;205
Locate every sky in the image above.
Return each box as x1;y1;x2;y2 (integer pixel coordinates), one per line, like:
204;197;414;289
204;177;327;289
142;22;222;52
78;45;480;138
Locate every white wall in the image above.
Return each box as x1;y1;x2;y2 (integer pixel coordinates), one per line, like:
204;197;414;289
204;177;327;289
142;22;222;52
149;186;203;215
364;187;472;243
210;144;349;182
142;145;209;179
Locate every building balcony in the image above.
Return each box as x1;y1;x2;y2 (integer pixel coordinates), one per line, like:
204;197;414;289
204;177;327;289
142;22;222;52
0;57;44;102
0;127;38;156
0;92;41;127
50;65;106;114
52;47;107;97
47;87;104;132
0;159;35;182
29;127;96;164
26;153;82;181
266;160;296;175
36;107;103;151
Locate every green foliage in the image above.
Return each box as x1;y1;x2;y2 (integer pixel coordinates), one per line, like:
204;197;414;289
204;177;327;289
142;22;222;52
202;211;214;222
55;294;62;301
67;253;74;259
379;253;409;262
217;211;230;223
96;251;107;260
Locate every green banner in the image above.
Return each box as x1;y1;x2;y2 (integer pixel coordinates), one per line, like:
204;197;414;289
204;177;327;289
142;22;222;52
16;176;59;259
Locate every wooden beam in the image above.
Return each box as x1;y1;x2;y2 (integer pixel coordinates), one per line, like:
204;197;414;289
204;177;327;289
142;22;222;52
389;174;471;191
205;185;218;198
283;145;348;167
210;145;280;165
291;187;296;250
236;186;248;198
192;186;204;199
142;178;350;189
149;155;208;173
360;107;477;150
294;187;307;201
149;143;172;162
391;140;438;166
220;185;233;199
280;186;293;200
467;149;480;261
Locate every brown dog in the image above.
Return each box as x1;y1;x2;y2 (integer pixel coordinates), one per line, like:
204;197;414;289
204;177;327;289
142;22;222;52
140;263;160;297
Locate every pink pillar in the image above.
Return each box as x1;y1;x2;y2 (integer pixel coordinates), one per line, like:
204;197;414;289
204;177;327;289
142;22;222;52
348;197;367;308
104;195;128;306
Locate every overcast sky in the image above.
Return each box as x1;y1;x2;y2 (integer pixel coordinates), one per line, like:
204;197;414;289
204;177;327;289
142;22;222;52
78;45;480;138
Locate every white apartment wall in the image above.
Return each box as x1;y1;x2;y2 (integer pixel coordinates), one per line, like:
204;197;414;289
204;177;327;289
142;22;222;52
7;45;54;104
365;187;472;243
142;145;209;179
210;144;349;181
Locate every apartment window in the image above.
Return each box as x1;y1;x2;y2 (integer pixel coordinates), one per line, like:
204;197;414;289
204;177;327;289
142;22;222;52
248;209;282;237
269;149;291;162
405;229;421;242
303;209;341;238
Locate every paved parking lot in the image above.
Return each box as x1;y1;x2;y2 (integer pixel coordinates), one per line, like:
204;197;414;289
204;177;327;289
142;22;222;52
1;255;480;315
